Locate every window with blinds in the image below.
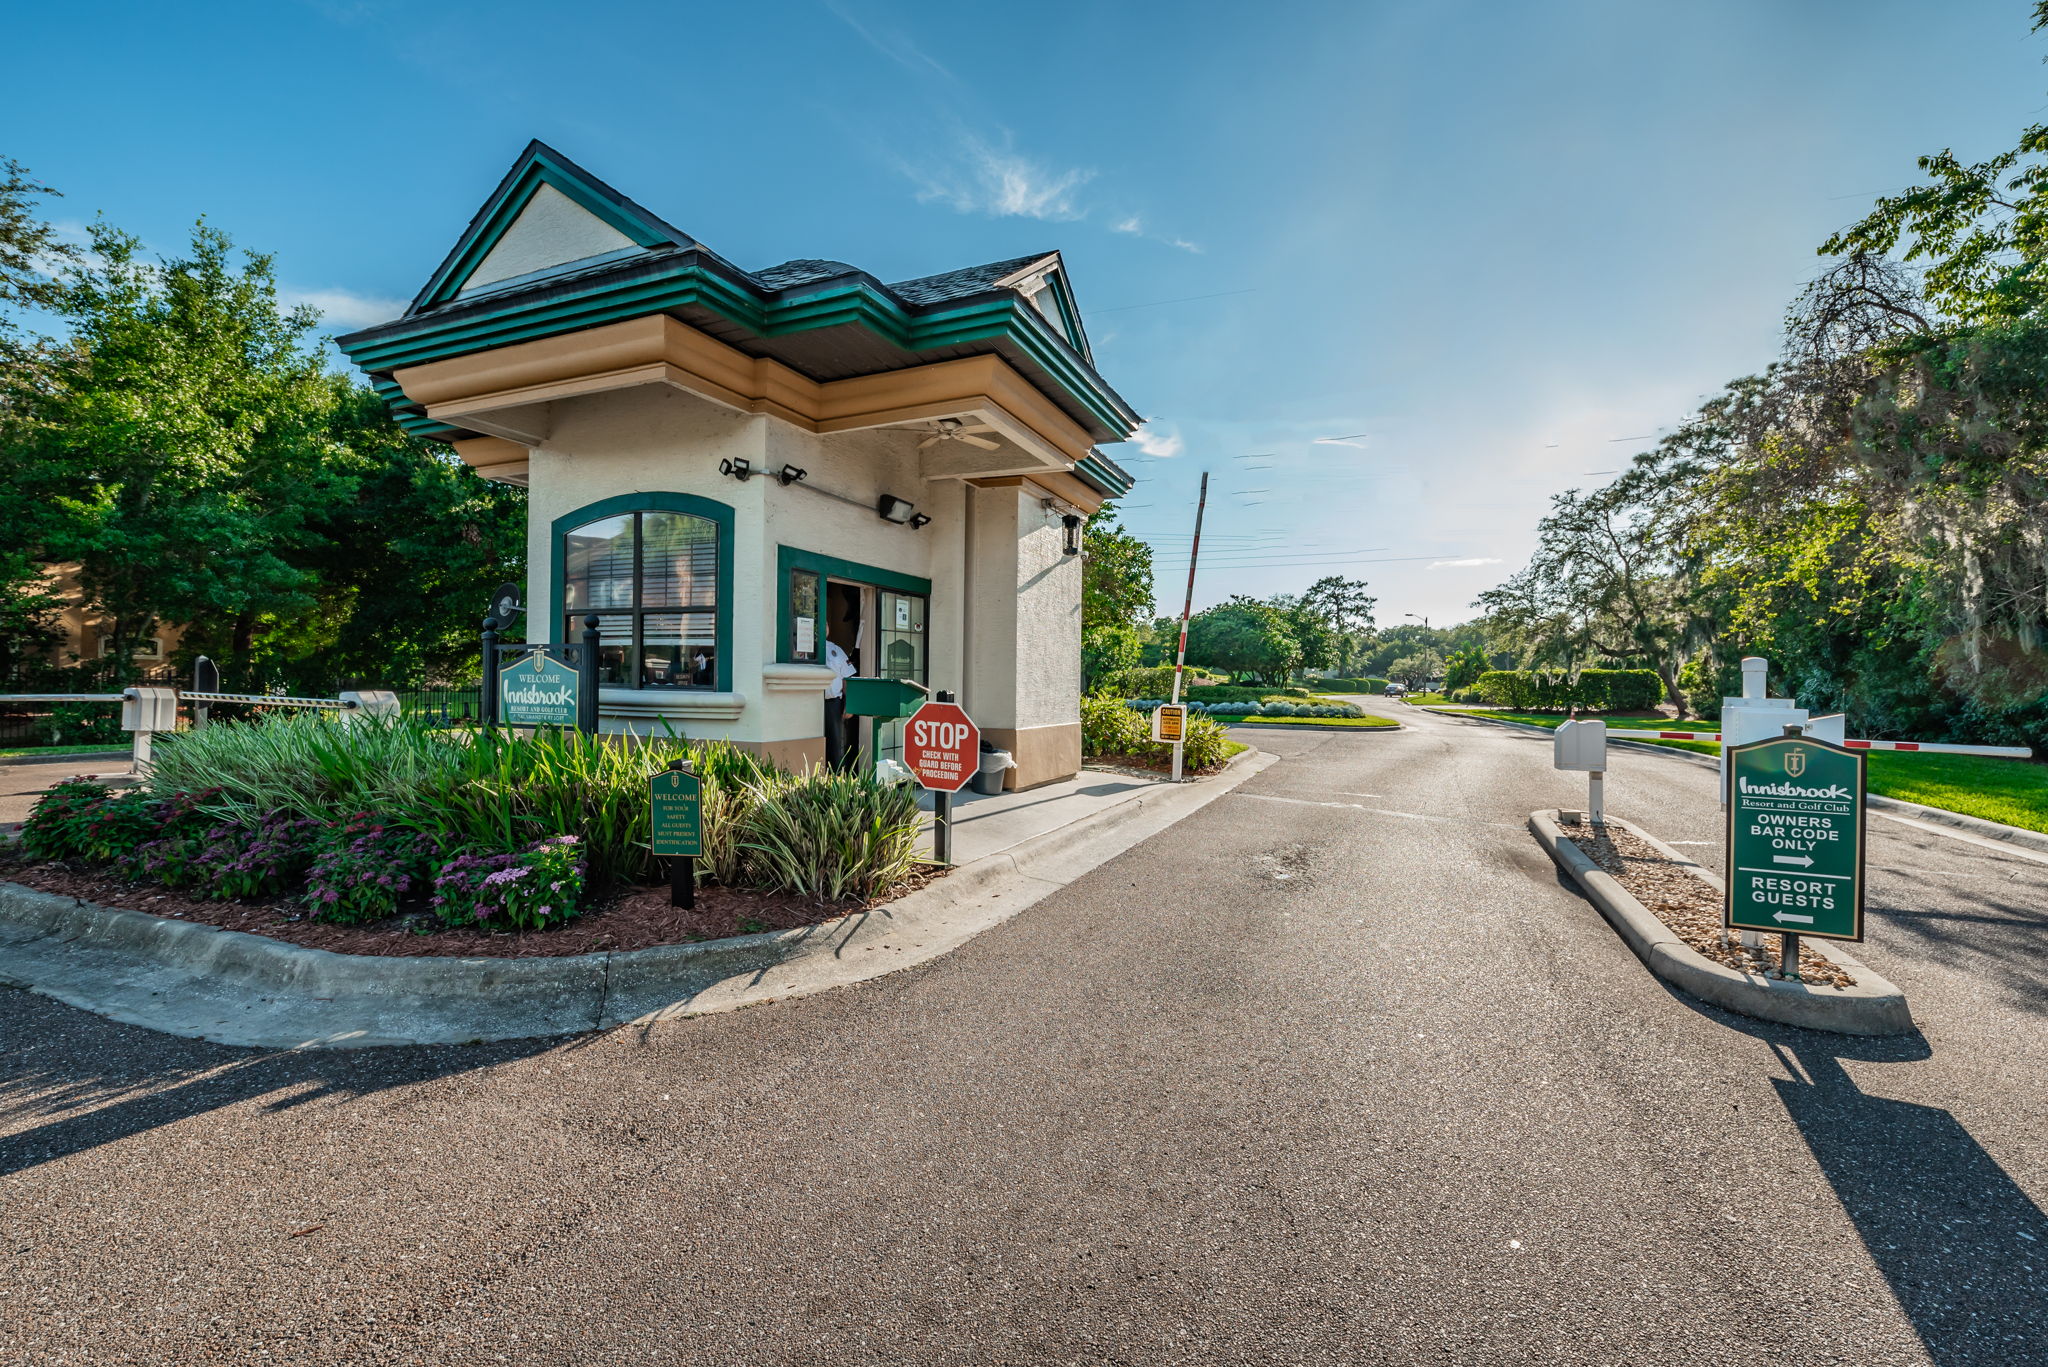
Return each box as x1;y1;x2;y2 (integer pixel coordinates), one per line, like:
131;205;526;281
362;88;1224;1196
563;510;719;688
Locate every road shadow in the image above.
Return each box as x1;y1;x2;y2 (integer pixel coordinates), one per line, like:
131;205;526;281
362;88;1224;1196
1738;1025;2047;1365
0;992;566;1179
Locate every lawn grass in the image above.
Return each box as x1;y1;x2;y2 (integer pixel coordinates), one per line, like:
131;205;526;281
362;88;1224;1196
1396;692;1449;705
0;742;131;761
1439;708;2048;832
1865;751;2048;835
1227;714;1400;729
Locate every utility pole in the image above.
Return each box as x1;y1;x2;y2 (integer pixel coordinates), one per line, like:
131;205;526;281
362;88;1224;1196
1168;471;1210;783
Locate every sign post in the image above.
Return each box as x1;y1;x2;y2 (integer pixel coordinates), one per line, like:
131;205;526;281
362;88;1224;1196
650;760;703;909
497;649;582;728
1725;727;1867;978
904;691;978;865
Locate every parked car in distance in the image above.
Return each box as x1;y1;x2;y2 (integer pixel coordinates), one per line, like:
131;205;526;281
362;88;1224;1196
1383;686;1405;698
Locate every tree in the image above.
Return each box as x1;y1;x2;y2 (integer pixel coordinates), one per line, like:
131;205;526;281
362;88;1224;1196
0;157;71;324
1184;597;1300;683
0;551;63;686
1386;653;1437;691
1276;575;1377;674
1077;507;1154;693
1476;473;1699;716
1443;644;1489;693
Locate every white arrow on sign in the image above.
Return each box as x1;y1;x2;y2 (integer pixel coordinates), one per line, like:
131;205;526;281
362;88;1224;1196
1773;912;1815;924
1772;854;1815;868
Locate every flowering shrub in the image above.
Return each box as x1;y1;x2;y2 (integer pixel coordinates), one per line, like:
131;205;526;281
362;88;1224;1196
113;790;228;885
305;815;445;924
20;779;118;861
430;835;585;931
195;815;328;899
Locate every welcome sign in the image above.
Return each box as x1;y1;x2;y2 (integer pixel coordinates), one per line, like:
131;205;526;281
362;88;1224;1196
1724;734;1866;941
498;649;580;727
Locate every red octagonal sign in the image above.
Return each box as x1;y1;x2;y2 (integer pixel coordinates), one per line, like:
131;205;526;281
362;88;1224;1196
904;701;979;793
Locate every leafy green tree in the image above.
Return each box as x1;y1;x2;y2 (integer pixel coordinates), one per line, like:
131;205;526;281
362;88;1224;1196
0;157;70;325
1185;596;1301;683
1443;644;1489;693
1082;507;1155;629
0;551;63;685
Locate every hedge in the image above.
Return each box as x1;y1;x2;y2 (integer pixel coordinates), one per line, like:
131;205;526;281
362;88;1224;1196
1307;676;1390;694
1470;669;1665;712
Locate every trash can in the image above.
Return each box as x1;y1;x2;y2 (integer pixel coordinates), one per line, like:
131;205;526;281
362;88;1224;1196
971;743;1014;795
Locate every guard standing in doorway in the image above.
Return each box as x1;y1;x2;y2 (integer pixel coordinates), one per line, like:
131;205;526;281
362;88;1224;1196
824;638;857;770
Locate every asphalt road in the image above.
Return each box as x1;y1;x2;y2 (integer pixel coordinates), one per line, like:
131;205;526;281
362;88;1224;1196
2;705;2043;1365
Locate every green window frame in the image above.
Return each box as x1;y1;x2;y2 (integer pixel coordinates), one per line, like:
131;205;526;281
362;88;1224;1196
775;546;932;665
553;492;735;693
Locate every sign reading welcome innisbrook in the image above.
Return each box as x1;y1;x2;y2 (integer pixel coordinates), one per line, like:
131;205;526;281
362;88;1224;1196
498;650;581;728
1724;734;1867;941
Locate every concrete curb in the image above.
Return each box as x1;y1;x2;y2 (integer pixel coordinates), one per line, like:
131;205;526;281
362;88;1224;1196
1528;808;1914;1037
0;750;131;769
0;749;1279;1050
1222;721;1404;734
1434;708;2048;857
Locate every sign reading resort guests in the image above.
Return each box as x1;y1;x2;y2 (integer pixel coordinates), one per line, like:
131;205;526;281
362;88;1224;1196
498;649;580;728
1724;734;1866;941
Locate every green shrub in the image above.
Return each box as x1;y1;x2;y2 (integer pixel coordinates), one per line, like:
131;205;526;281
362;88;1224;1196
738;770;922;902
305;816;445;923
1178;715;1232;769
1082;693;1151;756
1123;665;1223;697
1182;685;1312;703
147;713;467;827
37;702;125;747
430;835;587;930
19;779;118;861
1309;676;1390;694
186;815;328;899
1472;669;1665;712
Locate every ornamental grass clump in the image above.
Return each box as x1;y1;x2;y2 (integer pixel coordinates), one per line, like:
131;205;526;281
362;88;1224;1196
738;770;921;902
304;815;445;924
430;834;586;931
146;713;466;827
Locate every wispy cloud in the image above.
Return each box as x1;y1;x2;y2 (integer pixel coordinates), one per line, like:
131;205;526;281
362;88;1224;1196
905;133;1093;221
821;0;955;80
1109;213;1200;253
1129;421;1183;459
283;287;408;330
1429;557;1504;569
1313;433;1372;450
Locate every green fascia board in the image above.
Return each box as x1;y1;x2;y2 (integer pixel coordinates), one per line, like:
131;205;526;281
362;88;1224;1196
774;545;931;665
1074;453;1135;498
549;492;736;694
341;258;1142;437
414;142;688;311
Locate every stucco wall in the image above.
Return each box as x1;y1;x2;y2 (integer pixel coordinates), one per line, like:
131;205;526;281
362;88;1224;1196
1010;489;1082;730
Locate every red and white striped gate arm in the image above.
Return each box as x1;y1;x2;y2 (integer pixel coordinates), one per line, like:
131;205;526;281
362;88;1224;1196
1614;729;2032;758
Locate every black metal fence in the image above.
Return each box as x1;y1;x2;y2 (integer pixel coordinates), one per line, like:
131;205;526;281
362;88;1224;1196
0;679;486;753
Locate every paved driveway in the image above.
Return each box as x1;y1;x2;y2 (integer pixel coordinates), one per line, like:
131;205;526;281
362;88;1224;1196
2;707;2042;1364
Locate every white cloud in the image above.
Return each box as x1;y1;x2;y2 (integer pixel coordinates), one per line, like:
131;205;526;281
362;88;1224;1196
1164;237;1203;254
1112;216;1143;235
1428;557;1504;569
822;0;955;80
1313;433;1372;450
1130;422;1183;459
283;287;408;330
909;134;1093;221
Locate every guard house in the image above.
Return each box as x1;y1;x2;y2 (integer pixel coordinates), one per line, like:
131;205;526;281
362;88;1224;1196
338;143;1139;789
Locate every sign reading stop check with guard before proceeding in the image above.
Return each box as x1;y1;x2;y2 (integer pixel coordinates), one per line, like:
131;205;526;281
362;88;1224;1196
904;701;979;793
1724;734;1867;941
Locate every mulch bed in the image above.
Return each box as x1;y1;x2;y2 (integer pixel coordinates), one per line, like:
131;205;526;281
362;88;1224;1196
1562;820;1857;988
1083;755;1228;779
0;859;945;959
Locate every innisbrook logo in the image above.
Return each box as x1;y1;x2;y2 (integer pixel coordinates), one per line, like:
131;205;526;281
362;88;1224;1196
1784;749;1808;778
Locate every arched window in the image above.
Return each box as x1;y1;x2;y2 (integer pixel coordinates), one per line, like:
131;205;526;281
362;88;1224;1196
560;501;727;690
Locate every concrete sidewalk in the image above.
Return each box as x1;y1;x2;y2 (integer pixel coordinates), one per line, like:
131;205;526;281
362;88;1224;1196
914;768;1162;864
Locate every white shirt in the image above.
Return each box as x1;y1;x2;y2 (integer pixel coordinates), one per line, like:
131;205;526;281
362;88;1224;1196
825;641;856;698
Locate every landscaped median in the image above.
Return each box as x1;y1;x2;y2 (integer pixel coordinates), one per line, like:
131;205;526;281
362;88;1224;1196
0;712;1275;1046
1529;808;1913;1036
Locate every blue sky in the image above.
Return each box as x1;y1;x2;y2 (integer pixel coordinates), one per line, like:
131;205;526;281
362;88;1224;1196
8;0;2046;625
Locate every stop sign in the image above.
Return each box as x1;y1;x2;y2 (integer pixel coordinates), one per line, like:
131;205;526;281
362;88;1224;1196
903;701;980;793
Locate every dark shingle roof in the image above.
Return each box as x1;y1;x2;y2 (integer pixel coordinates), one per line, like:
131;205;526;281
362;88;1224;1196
886;252;1054;307
749;258;864;290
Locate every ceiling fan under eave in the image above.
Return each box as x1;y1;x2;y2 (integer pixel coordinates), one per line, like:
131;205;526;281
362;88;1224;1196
888;417;1002;451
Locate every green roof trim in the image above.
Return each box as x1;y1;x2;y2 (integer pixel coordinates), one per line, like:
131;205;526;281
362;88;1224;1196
344;254;1139;437
412;142;688;311
1074;453;1135;498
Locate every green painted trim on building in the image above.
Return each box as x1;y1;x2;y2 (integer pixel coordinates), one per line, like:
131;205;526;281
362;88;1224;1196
774;545;932;665
1074;453;1134;497
417;146;681;310
549;492;736;694
341;256;1141;437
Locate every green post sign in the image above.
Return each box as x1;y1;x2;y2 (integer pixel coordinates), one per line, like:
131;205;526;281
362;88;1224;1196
649;767;703;859
1724;734;1866;942
498;650;580;727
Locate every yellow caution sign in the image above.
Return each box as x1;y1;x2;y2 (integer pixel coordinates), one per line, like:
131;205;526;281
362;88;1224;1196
1151;704;1187;743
